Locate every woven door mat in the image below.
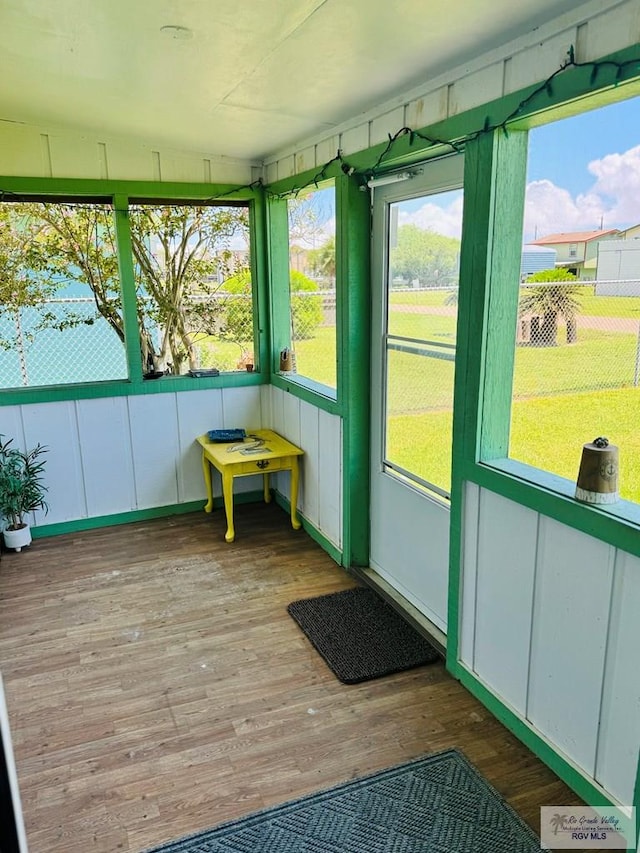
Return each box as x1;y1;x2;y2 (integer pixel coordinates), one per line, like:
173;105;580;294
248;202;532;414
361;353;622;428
287;585;440;684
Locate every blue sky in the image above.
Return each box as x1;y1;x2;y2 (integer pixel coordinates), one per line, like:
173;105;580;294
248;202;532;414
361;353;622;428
401;92;640;242
527;96;639;196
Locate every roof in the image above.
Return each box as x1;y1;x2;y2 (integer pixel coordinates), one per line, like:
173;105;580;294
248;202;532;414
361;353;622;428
531;230;619;245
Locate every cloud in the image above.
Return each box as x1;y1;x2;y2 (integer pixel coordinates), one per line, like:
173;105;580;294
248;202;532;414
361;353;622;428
523;180;606;238
524;144;640;240
398;193;464;239
587;144;640;223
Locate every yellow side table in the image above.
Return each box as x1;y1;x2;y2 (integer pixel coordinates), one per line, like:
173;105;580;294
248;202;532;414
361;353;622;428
196;429;304;542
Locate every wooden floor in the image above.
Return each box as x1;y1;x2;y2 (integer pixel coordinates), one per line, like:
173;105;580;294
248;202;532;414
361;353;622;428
0;503;586;853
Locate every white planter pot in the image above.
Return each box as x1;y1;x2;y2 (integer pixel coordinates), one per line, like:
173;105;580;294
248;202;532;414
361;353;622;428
3;524;32;552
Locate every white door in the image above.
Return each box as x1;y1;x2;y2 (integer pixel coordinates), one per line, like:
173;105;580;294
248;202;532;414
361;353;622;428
370;156;464;634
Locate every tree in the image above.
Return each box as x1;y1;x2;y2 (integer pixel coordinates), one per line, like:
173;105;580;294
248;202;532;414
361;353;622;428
306;235;336;280
1;202;250;375
128;204;249;373
390;224;460;288
519;268;583;346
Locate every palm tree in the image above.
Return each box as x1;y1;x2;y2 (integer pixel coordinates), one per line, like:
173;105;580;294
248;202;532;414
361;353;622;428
519;269;583;346
549;813;568;835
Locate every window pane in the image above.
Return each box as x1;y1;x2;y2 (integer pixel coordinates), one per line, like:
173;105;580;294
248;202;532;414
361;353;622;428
384;189;462;498
385;344;456;495
0;201;126;389
128;203;252;375
287;185;336;391
510;96;640;502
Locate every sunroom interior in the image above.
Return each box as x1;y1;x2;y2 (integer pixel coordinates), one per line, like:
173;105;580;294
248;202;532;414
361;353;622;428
1;1;639;851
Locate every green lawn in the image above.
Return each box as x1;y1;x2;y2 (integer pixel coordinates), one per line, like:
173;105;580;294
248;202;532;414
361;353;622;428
291;326;337;389
387;387;640;502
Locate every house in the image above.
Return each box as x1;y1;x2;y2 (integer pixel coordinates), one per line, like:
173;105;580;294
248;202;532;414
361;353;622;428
530;229;620;279
1;2;639;851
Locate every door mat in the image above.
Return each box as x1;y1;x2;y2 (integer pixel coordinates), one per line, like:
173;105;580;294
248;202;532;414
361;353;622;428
287;585;440;684
143;748;541;852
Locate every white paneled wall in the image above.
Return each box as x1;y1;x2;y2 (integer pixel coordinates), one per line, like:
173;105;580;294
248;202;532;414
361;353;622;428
265;0;638;180
269;387;342;550
460;482;640;806
0;122;258;184
0;387;265;527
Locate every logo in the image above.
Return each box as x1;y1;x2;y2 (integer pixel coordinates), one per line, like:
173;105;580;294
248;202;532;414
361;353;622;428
540;806;636;849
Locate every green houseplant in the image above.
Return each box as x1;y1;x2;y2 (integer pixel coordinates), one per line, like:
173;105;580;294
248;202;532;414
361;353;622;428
0;435;48;552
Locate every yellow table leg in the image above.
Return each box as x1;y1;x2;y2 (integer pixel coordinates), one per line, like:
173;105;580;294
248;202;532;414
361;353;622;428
222;470;235;543
290;459;302;530
263;473;271;504
201;452;213;513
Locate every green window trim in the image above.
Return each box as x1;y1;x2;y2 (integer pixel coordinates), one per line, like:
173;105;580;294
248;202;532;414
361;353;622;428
267;183;343;415
0;177;268;405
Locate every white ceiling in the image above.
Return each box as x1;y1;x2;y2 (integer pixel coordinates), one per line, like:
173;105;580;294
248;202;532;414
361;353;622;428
0;0;589;162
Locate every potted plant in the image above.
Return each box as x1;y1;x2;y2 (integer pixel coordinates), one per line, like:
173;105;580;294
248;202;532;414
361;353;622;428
0;435;49;552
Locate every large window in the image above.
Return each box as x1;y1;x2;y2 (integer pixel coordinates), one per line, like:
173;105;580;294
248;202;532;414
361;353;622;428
128;202;253;376
0;197;254;390
0;200;127;389
286;183;336;392
509;96;640;503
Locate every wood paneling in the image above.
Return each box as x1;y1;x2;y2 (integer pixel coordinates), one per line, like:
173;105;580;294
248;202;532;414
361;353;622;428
265;387;342;549
175;390;224;504
76;398;136;517
127;394;180;509
459;481;480;667
474;491;537;714
528;517;614;775
22;402;86;525
0;125;256;184
299;400;320;522
595;550;640;803
0;507;584;853
461;486;638;805
317;409;342;547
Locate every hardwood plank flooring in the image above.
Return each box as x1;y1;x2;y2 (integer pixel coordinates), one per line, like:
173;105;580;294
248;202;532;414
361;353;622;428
0;504;587;852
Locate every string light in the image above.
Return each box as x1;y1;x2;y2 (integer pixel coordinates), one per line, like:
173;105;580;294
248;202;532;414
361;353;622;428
1;48;639;204
261;46;640;199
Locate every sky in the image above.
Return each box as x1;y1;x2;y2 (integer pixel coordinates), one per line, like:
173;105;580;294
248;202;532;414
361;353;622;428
399;93;640;244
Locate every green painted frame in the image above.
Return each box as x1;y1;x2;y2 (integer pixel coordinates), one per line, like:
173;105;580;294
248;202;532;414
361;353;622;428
0;176;268;404
265;173;370;567
445;51;640;823
267;178;340;406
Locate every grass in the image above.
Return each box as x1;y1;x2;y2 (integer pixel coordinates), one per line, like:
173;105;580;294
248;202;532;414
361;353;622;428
387;387;640;502
292;326;337;389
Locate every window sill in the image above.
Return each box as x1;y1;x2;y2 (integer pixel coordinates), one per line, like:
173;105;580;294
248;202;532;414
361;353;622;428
270;372;340;414
486;458;640;527
464;457;640;558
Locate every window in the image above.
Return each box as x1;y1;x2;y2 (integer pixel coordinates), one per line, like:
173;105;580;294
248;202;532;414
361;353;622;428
384;187;463;499
128;202;253;376
569;243;578;258
286;183;336;393
0;199;126;389
0;197;255;390
509;96;640;503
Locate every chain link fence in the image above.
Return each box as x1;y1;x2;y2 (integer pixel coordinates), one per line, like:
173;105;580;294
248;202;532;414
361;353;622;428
513;280;640;396
0;293;256;389
512;279;640;502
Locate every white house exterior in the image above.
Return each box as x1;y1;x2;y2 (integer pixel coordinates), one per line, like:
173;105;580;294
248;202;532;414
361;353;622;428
531;229;619;279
